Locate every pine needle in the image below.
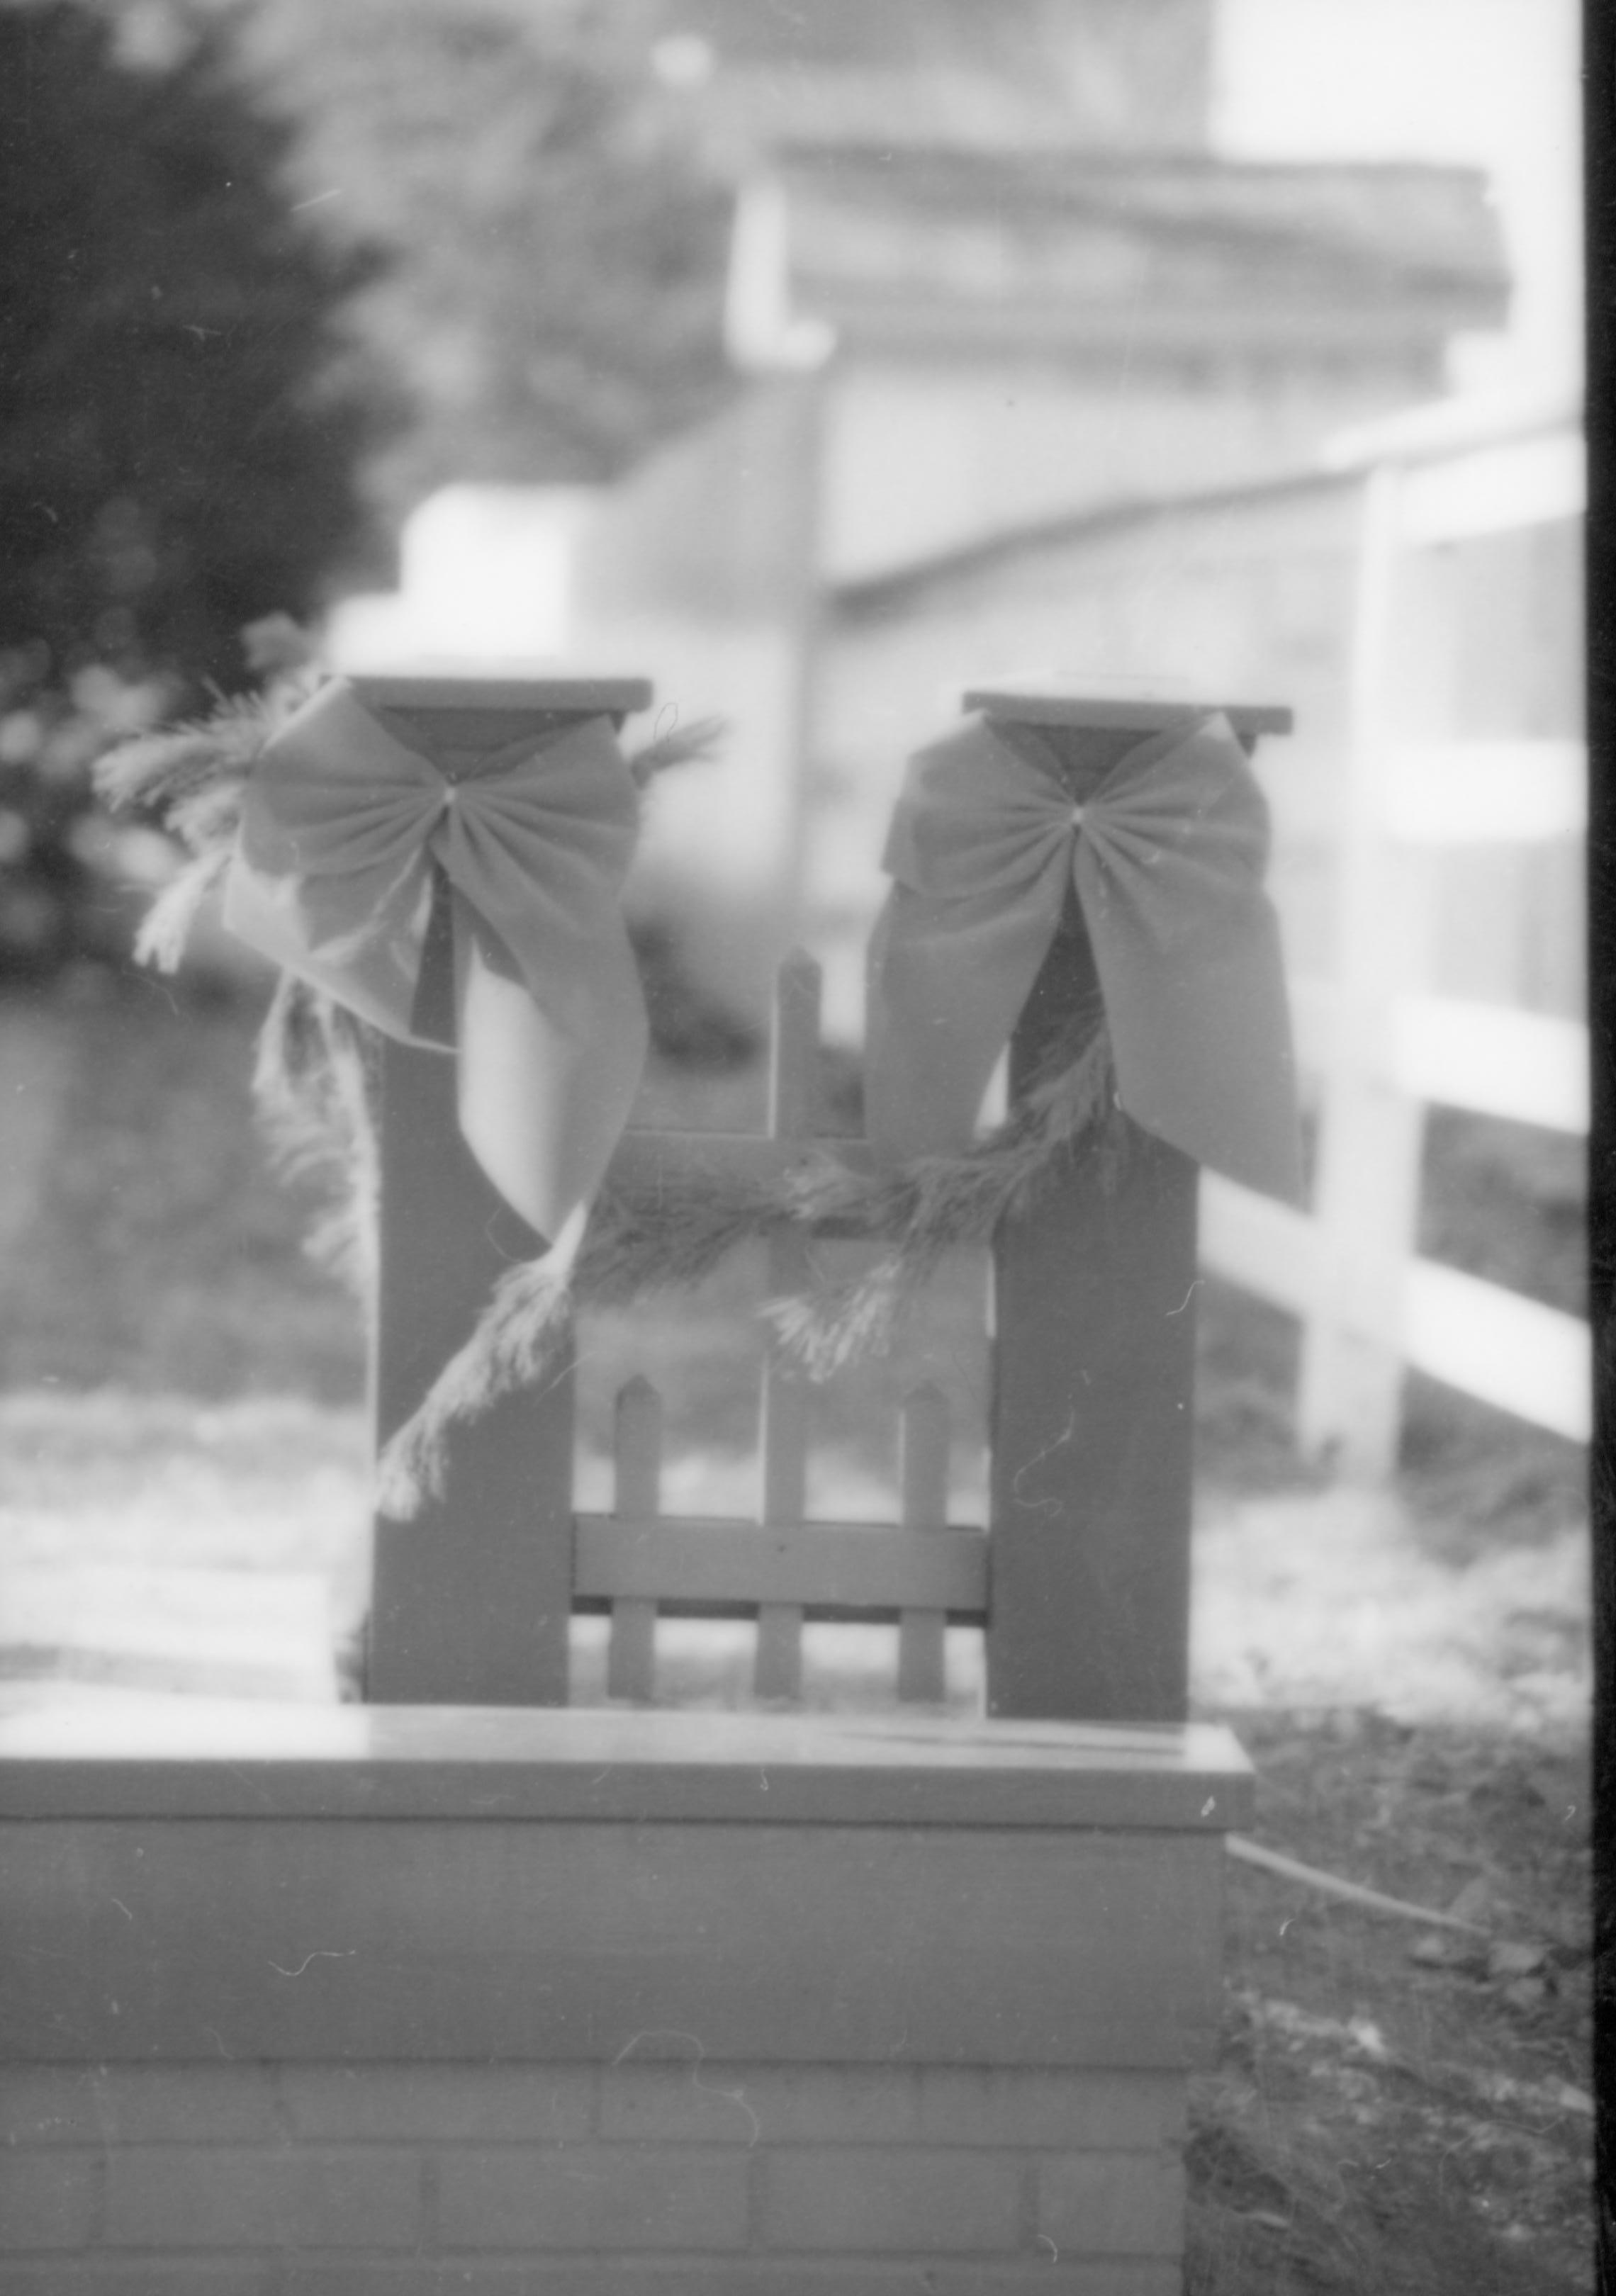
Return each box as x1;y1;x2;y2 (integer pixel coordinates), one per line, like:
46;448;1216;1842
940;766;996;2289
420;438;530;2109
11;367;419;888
583;1169;789;1301
94;692;279;818
760;1024;1123;1374
133;845;232;973
626;714;727;787
162;773;249;855
251;978;379;1300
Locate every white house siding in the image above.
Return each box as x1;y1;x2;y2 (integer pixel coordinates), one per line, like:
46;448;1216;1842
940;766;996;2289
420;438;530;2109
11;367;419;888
563;382;823;1005
817;356;1436;586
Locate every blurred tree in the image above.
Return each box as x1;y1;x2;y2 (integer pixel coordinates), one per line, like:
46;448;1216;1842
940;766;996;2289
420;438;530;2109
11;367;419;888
0;0;386;974
226;0;735;512
0;0;386;688
60;0;1194;533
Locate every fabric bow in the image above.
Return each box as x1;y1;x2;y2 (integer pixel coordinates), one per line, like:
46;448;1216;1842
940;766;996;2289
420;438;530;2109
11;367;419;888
223;678;648;1246
864;711;1303;1201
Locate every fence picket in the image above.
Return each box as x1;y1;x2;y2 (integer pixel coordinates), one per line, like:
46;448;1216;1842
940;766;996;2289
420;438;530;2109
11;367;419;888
366;691;609;1707
607;1377;662;1701
897;1384;950;1704
755;951;820;1701
768;947;821;1139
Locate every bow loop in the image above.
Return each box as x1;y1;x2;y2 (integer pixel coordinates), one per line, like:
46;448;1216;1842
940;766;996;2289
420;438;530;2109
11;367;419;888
880;720;1075;913
223;678;648;1243
1072;717;1274;953
865;711;1302;1201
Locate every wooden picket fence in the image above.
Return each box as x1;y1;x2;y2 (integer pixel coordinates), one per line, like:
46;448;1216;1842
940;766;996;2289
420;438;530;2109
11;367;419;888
367;690;1249;1716
1199;406;1588;1477
371;945;1005;1712
577;954;986;1709
583;1374;976;1706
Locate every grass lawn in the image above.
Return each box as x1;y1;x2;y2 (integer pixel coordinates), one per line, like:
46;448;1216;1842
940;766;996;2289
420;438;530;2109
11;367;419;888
0;972;1594;2293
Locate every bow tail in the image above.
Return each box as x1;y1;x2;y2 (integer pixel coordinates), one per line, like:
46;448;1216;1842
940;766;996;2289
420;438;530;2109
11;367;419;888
452;899;649;1246
1085;891;1304;1204
865;877;1066;1164
223;845;429;1041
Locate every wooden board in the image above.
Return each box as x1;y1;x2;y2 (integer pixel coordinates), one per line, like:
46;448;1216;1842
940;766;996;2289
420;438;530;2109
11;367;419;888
0;1706;1253;1830
367;1039;574;1706
0;1817;1230;2069
351;675;653;716
962;688;1293;738
573;1518;988;1613
987;727;1202;1722
363;684;656;1704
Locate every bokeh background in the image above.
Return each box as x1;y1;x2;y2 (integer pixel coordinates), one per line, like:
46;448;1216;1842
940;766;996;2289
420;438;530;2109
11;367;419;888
0;1;1594;2284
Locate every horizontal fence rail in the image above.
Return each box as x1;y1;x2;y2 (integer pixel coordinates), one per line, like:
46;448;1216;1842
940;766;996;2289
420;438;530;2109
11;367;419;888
1291;981;1588;1135
576;1516;989;1613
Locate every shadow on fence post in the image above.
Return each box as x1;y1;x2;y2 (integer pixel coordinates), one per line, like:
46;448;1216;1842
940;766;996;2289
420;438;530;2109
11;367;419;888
975;692;1291;1723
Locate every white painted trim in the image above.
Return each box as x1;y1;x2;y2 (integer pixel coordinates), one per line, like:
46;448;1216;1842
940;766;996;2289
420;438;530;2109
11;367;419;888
1382;740;1585;843
1200;1178;1589;1442
1289;979;1587;1132
1320;388;1582;475
1396;432;1585;543
1404;1259;1590;1441
1391;998;1588;1132
1287;977;1334;1072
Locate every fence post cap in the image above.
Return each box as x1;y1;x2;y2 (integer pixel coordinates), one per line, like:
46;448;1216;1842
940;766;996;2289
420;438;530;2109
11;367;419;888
960;686;1293;741
350;673;655;716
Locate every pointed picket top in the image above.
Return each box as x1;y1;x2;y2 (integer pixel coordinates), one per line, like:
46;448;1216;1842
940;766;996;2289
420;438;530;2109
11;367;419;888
608;1378;663;1703
769;947;823;1139
613;1377;663;1521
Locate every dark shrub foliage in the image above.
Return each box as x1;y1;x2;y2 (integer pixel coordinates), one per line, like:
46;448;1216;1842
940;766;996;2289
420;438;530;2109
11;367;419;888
0;0;385;689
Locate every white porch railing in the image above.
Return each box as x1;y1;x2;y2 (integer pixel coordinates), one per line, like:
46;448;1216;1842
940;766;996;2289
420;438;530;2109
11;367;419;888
1201;408;1588;1474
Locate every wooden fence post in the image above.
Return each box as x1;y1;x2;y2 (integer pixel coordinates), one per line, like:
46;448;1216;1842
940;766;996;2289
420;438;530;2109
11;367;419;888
972;692;1291;1723
1294;471;1431;1480
366;675;651;1706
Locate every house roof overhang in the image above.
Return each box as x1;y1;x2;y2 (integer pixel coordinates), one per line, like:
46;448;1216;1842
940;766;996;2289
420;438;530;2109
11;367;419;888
726;145;1509;371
